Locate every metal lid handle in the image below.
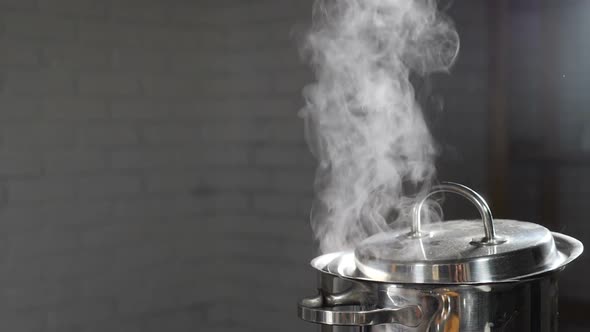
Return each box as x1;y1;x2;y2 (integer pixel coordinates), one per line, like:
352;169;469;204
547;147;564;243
411;182;506;245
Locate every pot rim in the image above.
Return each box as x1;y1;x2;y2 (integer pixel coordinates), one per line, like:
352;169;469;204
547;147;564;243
310;232;583;285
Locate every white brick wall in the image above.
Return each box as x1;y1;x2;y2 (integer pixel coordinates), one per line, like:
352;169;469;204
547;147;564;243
0;1;494;331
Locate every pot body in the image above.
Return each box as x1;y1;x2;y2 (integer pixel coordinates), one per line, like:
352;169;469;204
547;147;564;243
300;270;561;332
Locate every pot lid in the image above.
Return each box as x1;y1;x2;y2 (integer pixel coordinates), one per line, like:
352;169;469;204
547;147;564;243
349;182;583;284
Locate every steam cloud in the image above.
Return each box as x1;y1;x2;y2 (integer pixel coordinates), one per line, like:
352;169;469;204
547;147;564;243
300;0;460;253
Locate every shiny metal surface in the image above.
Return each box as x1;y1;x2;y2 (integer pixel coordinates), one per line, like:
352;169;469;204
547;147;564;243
298;182;584;330
315;232;582;284
354;220;569;283
410;182;503;245
299;270;561;331
352;182;582;284
298;301;423;327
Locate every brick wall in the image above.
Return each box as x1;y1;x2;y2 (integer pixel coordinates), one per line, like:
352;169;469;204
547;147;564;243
0;1;492;332
0;0;317;331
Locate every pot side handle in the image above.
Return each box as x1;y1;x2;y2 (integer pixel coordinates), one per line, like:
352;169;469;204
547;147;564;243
298;294;423;327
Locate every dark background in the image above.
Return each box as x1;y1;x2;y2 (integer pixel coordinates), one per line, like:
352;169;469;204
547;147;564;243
0;0;587;331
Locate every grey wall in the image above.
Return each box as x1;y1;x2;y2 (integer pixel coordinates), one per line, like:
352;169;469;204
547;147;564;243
0;0;318;331
0;0;513;331
501;2;590;307
434;0;489;193
556;1;590;303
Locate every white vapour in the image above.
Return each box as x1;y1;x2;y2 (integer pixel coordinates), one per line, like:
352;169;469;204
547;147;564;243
300;0;459;253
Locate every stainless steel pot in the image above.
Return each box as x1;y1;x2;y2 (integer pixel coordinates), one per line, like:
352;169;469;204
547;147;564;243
298;183;583;331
